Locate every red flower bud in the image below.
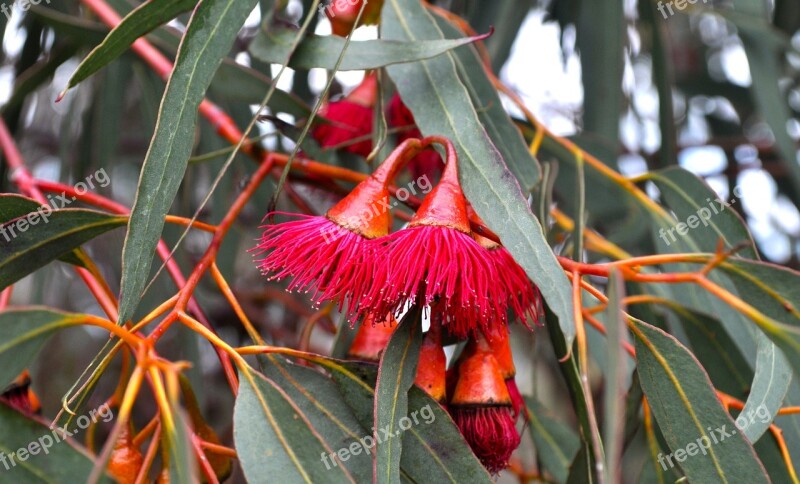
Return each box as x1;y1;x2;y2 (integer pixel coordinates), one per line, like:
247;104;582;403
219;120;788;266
448;336;520;474
325;0;384;37
312;74;378;157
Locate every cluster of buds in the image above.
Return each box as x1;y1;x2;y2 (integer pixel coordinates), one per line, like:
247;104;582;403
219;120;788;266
255;87;541;472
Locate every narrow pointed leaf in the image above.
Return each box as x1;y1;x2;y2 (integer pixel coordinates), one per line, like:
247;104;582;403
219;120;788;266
250;27;490;71
373;310;423;484
0;404;113;482
117;0;258;324
0;199;127;290
322;360;492;482
432;13;541;192
603;271;627;484
259;356;372;481
632;319;769;482
64;0;198;92
234;368;356;483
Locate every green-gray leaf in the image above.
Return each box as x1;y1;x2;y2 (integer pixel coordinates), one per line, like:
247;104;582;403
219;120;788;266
250;27;490;71
0;200;127;290
234;368;356;483
326;360;492;483
632;318;769;482
374;310;423;484
117;0;258;324
0;404;112;483
0;309;80;388
525;397;580;483
63;0;199;93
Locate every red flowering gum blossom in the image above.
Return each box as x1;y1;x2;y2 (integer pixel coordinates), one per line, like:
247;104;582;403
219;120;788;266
325;0;384;37
386;95;442;180
469;206;543;329
414;320;446;402
347;313;397;361
449;339;520;474
365;143;509;337
253;138;427;313
312;74;378;157
0;371;40;415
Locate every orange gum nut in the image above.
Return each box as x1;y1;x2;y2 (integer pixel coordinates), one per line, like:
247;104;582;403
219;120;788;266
451;347;512;407
327;138;427;238
415;323;446;402
348;314;398;361
107;424;144;484
409;146;470;232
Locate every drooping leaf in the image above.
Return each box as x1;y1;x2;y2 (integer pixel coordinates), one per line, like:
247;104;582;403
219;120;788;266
167;406;198;484
0;404;113;482
432;13;541;192
645;167;757;258
373;309;423;484
63;0;199;93
250;27;490;71
544;307;603;482
0;199;127;290
603;271;627;484
323;360;492;482
234;367;356;483
117;0;258;325
0;194;85;267
259;356;372;481
641;168;791;442
382;0;574;346
575;0;623;171
632;318;770;482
